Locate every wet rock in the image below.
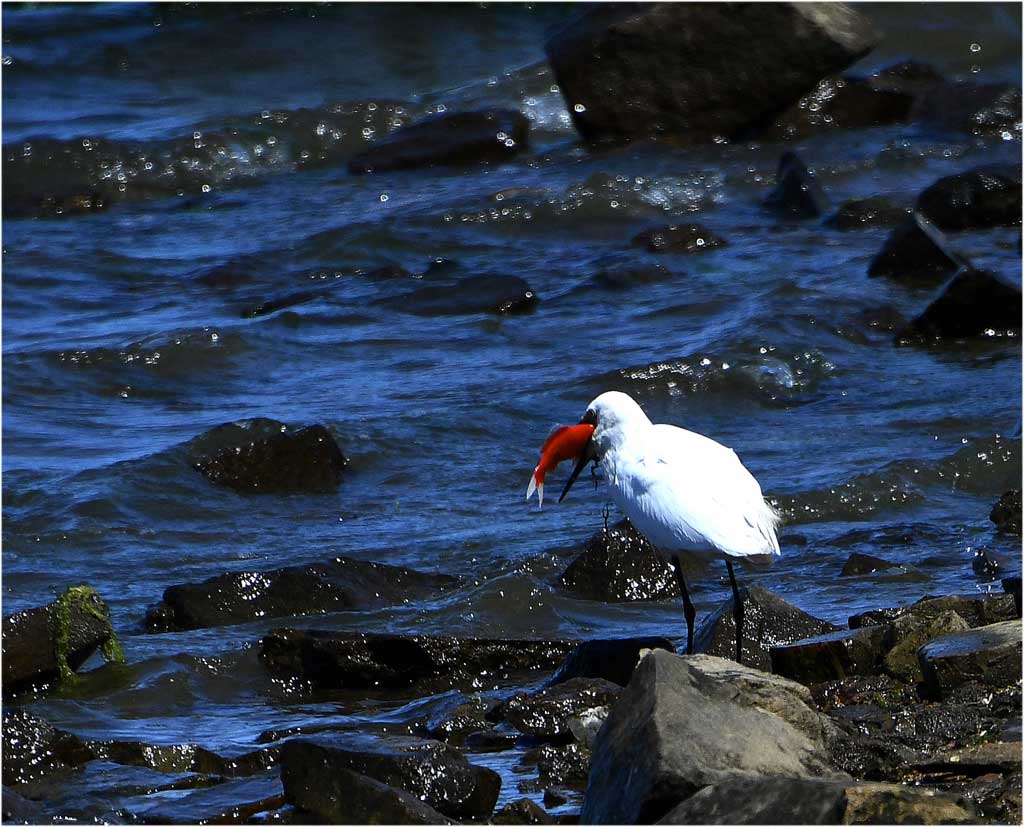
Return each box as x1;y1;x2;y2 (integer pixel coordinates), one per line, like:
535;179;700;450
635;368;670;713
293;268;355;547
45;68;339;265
916;164;1022;231
896;268;1022;342
581;651;842;823
497;678;621;741
868;60;946;95
261;628;573;692
131;771;284;825
630;223;726;254
882;610;970;683
1;787;44;824
190;418;346;494
591;254;671;289
770;626;888;685
241;287;328;318
825;197;909;230
89;739;277;777
1003;576;1022;618
382;274;538;316
850;592;1017;630
694;585;839;672
544;3;878;143
912;741;1023;777
3;585;121;694
990;489;1021;535
144;555;456;632
492;798;555;825
913;80;1022;137
543;788;570;808
555;519;677;602
523;742;591;792
840;552;901;576
280;734;499;819
918;620;1022;698
763;152;829;218
421;695;491;746
549;635;675;687
867;215;961;283
971;547;1003;580
348;108;528;174
766;75;915;141
2;710;93;786
842;783;975;823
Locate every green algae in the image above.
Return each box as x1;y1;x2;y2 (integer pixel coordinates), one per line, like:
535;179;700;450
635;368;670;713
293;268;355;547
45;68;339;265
53;585;126;685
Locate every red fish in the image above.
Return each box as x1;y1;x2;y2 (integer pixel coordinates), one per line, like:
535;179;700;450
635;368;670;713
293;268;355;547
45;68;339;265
526;423;595;508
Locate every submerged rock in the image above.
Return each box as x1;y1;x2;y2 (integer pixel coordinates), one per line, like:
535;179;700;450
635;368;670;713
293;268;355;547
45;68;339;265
590;254;671;289
916;164;1022;231
896;268;1022;342
913;80;1022;137
581;651;842;823
770;626;888;685
867;215;962;283
3;585;123;694
918;620;1023;698
348;108;528;174
990;490;1022;535
190;418;346;494
260;629;573;692
2;710;92;786
144;555;456;632
630;223;727;254
549;636;675;687
381;274;538;316
825;196;909;230
555;519;677;602
763;151;829;218
280;735;499;820
840;552;901;577
694;585;839;672
544;3;877;142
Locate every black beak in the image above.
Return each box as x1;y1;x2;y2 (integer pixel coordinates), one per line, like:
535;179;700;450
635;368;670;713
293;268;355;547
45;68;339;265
559;409;597;504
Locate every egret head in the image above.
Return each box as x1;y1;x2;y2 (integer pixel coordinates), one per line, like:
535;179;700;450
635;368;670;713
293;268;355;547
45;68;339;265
558;391;651;503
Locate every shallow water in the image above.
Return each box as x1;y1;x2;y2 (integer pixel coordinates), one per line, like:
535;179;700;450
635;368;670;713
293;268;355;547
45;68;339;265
2;1;1022;818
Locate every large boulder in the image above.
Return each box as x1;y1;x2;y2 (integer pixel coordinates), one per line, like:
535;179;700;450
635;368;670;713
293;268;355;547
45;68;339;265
694;585;839;672
549;636;676;687
555;519;677;602
896;268;1022;342
656;776;974;824
916;164;1022;231
580;651;843;823
544;3;878;142
918;620;1022;699
190;418;346;494
260;629;573;692
280;735;500;820
347;108;528;174
867;216;962;284
3;586;122;694
144;555;457;632
381;274;538;316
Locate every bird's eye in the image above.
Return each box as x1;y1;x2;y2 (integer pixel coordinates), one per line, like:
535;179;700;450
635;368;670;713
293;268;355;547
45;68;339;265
582;409;597;426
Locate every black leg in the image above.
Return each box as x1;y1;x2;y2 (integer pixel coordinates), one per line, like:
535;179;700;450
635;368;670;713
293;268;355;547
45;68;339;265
726;559;744;664
671;554;696;655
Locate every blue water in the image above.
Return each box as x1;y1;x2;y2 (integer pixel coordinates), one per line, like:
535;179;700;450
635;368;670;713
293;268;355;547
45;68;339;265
3;2;1021;817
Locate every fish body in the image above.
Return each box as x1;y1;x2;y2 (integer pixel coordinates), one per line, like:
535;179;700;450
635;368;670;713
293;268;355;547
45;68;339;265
526;423;595;508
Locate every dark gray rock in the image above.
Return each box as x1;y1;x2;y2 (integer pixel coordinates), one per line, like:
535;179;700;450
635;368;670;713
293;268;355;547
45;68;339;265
144;555;456;632
260;629;573;692
555;519;677;602
581;651;842;824
694;585;839;673
913;80;1022;137
129;771;284;825
3;586;119;694
421;695;491;746
916;164;1022;231
825;197;910;230
991;490;1022;535
190;418;346;494
840;552;901;577
549;636;675;687
2;710;93;786
280;735;499;820
631;223;726;254
498;677;621;741
918;620;1022;698
867;216;962;283
283;763;452;824
544;3;877;142
850;592;1017;630
492;798;555;825
770;626;888;685
88;738;276;777
591;254;671;289
381;274;538;316
881;609;970;683
522;742;591;792
1003;576;1022;618
763;152;829;218
348;109;528;174
897;268;1022;342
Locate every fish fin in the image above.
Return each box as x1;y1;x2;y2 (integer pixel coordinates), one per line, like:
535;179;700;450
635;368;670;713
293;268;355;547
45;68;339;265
527;474;537;501
537;481;544;509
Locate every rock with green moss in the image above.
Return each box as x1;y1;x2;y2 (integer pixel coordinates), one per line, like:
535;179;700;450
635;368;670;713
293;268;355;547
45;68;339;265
2;585;124;694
